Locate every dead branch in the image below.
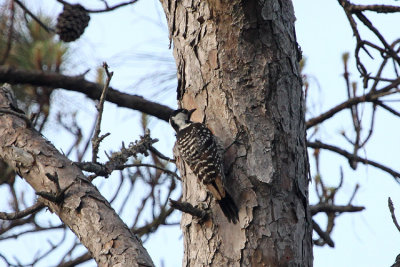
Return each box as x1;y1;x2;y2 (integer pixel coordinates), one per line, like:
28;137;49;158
133;207;174;237
123;163;180;180
310;203;364;216
55;0;138;13
312;220;335;247
13;0;53;33
306;77;400;129
149;145;175;163
388;197;400;233
0;66;173;122
57;251;92;267
348;4;400;13
308;141;400;181
91;62;113;162
0;202;45;220
169;199;209;221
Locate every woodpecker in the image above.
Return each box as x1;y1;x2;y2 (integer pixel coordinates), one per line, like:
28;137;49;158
169;108;239;223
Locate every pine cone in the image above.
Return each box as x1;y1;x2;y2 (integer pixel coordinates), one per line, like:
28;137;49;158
56;4;90;42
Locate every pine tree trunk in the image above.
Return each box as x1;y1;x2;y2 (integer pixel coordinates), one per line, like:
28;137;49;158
161;0;313;266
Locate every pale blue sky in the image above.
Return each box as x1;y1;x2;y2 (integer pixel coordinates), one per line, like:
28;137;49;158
1;0;399;266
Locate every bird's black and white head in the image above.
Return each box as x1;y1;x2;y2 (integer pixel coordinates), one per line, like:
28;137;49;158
169;108;196;132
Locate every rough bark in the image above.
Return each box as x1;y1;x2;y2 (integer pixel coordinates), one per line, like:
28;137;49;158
161;0;312;266
0;85;154;267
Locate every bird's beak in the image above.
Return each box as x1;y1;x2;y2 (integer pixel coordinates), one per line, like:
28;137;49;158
188;108;196;119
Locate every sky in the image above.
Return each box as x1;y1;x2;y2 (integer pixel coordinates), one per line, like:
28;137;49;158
1;0;400;266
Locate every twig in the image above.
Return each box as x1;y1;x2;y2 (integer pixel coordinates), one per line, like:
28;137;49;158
57;251;92;267
0;225;64;241
306;77;400;129
349;4;400;13
169;198;209;221
308;141;400;181
91;62;113;162
347;183;360;205
76;161;180;180
123;163;180;180
85;0;139;13
133;207;174;237
312;219;335;247
388;197;400;233
109;172;124;204
149;145;175;162
13;0;54;33
355;12;400;65
375;100;400;117
0;202;45;220
310;203;364;216
104;131;158;172
74;162;108;176
27;230;67;266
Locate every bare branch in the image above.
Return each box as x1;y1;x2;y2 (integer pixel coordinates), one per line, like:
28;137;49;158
123;163;180;180
347;183;360;205
133;207;174;237
86;0;139;13
91;62;113;162
13;0;54;33
306;78;400;129
349;4;400;13
0;66;173;122
169;199;209;221
310;203;364;216
312;219;335;247
0;202;45;220
308;141;400;181
388;197;400;233
375;100;400;117
149;145;175;163
57;251;92;267
55;0;138;13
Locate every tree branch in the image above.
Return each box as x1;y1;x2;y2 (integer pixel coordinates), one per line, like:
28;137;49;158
312;219;335;247
169;199;209;221
0;202;45;220
306;77;400;129
388;197;400;233
14;0;54;33
310;203;364;216
57;251;92;267
0;85;154;266
86;0;139;13
0;66;173;122
308;141;400;181
91;63;113;162
349;4;400;14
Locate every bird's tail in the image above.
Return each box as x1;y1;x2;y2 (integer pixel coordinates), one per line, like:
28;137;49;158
218;192;239;224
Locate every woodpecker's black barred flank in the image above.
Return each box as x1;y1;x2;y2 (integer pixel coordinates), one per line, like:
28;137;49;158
170;109;239;223
56;4;90;42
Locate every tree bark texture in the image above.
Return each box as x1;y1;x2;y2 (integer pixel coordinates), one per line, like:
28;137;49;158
161;0;312;266
0;86;154;267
